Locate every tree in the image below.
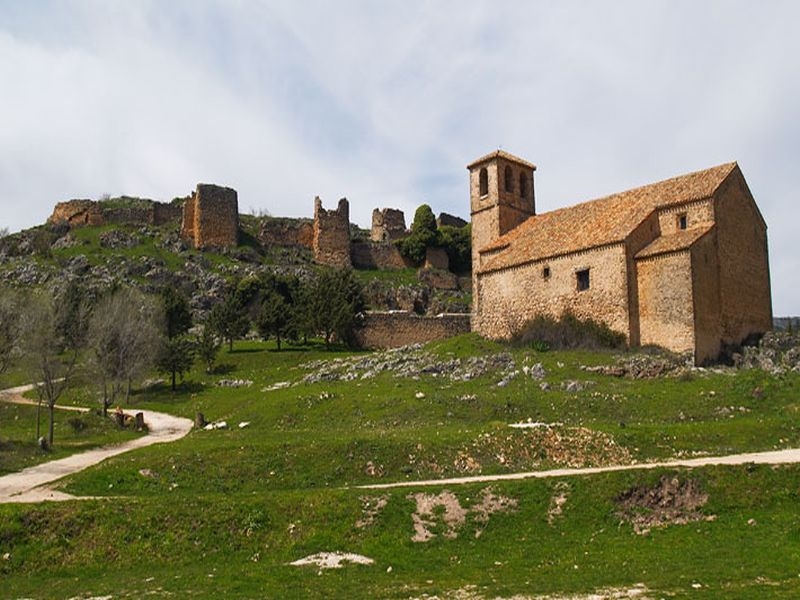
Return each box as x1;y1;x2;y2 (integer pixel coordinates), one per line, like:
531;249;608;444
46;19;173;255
208;292;250;352
22;292;84;447
256;290;291;350
161;287;192;340
155;337;195;391
439;224;472;273
396;204;441;264
307;267;366;347
196;325;221;373
87;288;161;416
54;279;91;352
157;287;194;391
0;288;21;379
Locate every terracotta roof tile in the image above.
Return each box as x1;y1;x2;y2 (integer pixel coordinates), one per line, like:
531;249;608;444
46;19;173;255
467;150;537;170
635;224;714;259
480;162;736;272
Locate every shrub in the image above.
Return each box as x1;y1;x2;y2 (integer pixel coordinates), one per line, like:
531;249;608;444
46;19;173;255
512;312;626;351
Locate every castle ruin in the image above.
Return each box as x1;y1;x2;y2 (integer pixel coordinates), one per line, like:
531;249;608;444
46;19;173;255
312;197;352;267
371;208;407;242
180;184;239;250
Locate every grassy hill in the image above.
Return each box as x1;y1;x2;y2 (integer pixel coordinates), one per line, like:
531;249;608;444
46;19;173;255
2;335;800;598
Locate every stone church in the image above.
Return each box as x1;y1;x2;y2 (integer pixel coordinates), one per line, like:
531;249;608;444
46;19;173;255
469;150;772;364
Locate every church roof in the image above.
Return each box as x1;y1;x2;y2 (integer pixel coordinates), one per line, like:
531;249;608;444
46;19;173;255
467;150;537;170
479;162;737;273
635;224;715;260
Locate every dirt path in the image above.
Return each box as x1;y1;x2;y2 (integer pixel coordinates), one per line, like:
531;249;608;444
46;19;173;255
0;385;193;503
359;448;800;490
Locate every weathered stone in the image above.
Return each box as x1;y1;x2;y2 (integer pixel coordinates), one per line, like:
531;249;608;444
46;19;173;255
355;311;471;349
181;184;239;250
312;197;351;267
371;208;407;242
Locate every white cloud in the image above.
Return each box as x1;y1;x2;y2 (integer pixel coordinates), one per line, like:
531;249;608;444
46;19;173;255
0;0;798;314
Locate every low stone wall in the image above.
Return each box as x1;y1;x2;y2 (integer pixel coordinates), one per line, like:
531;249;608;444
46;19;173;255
356;311;471;349
351;241;411;269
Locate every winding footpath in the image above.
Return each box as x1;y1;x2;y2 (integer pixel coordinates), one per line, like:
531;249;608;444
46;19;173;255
0;385;193;503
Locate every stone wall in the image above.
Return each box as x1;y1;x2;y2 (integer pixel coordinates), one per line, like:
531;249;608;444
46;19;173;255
181;184;239;250
424;247;449;271
49;199;182;229
371;208;407;242
313;197;351;267
637;251;696;355
713;170;772;346
474;244;631;340
258;218;313;248
437;212;468;229
351;241;410;269
356;311;471;349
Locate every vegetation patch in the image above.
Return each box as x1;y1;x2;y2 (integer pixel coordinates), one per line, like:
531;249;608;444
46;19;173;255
512;313;627;351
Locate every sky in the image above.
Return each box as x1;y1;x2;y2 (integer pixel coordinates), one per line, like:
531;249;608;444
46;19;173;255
0;0;798;314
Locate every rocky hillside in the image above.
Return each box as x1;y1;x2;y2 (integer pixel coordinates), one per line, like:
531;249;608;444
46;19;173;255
0;209;471;319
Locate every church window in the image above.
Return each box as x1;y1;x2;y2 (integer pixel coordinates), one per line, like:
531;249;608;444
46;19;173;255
678;213;687;230
504;166;513;193
576;269;590;291
479;168;489;197
542;266;550;279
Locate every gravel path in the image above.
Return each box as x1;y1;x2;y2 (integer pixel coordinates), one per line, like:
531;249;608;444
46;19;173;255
359;447;800;490
0;385;193;503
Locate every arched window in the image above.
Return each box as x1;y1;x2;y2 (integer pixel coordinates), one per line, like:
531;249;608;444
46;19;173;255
479;167;488;197
504;166;513;193
519;172;527;198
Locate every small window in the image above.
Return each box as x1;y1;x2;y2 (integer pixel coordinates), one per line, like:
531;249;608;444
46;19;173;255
479;167;488;197
576;269;590;291
504;166;513;193
519;172;527;198
677;213;687;230
542;266;550;279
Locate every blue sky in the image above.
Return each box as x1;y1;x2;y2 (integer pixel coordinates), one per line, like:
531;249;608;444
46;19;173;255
1;1;798;314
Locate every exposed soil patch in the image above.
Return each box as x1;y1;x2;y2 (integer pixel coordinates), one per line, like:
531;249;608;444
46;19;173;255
547;481;570;525
356;494;388;529
408;487;517;542
615;475;715;534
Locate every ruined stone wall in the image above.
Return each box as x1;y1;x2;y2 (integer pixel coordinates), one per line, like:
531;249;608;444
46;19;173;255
713;171;772;345
437;213;468;229
181;184;239;250
424;247;449;271
371;208;407;242
355;311;471;349
48;200;104;227
258;218;313;248
474;244;631;340
313;197;351;267
153;203;184;226
636;251;695;354
49;199;182;229
351;241;409;269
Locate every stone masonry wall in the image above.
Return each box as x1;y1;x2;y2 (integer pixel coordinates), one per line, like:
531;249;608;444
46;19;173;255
355;311;471;349
474;244;631;340
636;251;695;354
313;197;351;267
351;241;410;269
181;184;239;250
371;208;407;242
258;218;313;248
713;171;772;345
49;199;182;229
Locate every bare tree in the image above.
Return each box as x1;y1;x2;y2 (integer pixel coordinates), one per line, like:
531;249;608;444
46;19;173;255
22;293;83;448
0;288;21;379
88;288;162;416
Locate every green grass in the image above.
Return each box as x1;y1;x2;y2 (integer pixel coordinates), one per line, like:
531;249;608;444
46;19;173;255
2;334;800;598
0;402;142;474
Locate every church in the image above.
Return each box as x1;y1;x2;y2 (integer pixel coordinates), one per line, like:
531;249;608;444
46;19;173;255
468;150;772;364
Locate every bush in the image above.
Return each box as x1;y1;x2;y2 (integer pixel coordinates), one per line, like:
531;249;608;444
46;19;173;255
512;312;627;351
